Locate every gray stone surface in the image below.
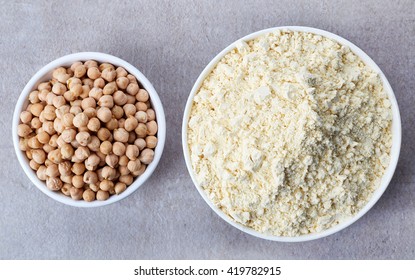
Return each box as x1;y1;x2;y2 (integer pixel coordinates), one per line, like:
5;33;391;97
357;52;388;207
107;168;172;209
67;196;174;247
0;0;414;259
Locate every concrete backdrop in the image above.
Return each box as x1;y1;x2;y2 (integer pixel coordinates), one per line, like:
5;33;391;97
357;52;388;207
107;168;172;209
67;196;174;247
0;0;414;259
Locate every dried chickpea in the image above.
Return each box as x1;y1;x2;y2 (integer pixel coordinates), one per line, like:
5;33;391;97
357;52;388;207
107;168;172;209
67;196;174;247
136;102;147;112
83;107;96;118
113;142;126;156
29;160;40;170
135;123;147;138
74;64;87;78
56;105;70;119
99;63;114;71
69;105;82;115
126;94;136;104
103;81;117;95
96;152;106;166
19;138;29;151
62;113;74;128
32;149;46;164
112;105;124;119
72;162;86;175
146;109;156;121
96;190;109;201
49;134;59;147
97;107;112;123
74;146;90;161
132;164;146;176
119;166;130;176
53;118;64;134
43;144;54;153
105;118;118;130
36;165;47;181
126;83;139;95
43;105;56;120
93;77;105;88
123;104;136;117
20;111;33;124
70;187;83;200
102;166;116;180
26;150;33;160
135;111;147;123
67;77;82;90
48;149;63;164
146;136;158;149
100;141;112;155
85;153;100;170
127;74;137;84
127;159;141;172
105;154;119;168
83;171;98;185
61;128;76;143
61;183;71;196
124;116;138;132
126;145;139;160
114;182;126;194
87;117;101;132
46;164;59;177
146;121;158;136
70;62;82;71
76;131;91;146
139;148;154;164
52;82;67;95
116;67;128;78
73;112;89;128
38;82;51;91
119;174;133;185
119;155;129;166
31;117;42;129
81;85;91;97
97;127;111;141
53;95;66;108
46;177;63;191
71;139;81;149
113;90;128;106
98;95;114;108
88;87;103;101
101;68;116;82
46;92;56;105
99;180;114;191
114;128;129;143
87;67;101;79
89;184;100;192
118;118;125;128
136;89;149;102
58;161;72;176
72;175;84;188
28;136;42;149
115;77;129;89
83;189;96;202
29;103;44;117
43;121;56;135
17;124;32;137
84;60;98;69
81;97;96;110
29;90;40;103
87;136;100;152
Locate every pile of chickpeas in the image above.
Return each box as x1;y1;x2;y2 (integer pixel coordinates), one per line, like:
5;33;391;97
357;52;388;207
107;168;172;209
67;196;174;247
17;61;158;201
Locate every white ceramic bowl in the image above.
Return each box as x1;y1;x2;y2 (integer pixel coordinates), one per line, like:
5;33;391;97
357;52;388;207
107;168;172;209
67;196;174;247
182;26;402;242
13;52;166;207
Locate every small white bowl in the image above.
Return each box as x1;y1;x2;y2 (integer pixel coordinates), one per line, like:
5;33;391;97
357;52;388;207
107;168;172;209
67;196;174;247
13;52;166;207
182;26;402;242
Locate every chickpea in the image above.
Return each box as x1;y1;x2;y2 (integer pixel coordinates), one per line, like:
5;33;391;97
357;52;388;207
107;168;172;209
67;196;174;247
46;177;63;191
69;105;82;115
136;89;149;102
87;67;101;79
105;118;118;130
32;149;46;164
74;146;90;161
114;128;129;143
85;153;100;171
81;85;91;97
17;124;32;137
61;113;74;128
43;121;56;135
126;94;136;104
72;162;86;175
114;182;127;195
87;135;100;152
61;128;76;143
26;150;33;160
76;131;91;146
64;90;77;102
100;141;112;155
139;148;154;165
83;189;96;202
115;77;129;90
93;77;105;88
38;82;51;91
103;81;117;95
67;77;82;89
43;143;54;153
31;117;42;129
124;116;138;132
112;105;124;119
72;175;84;189
52;95;66;108
112;142;126;156
118;118;126;128
49;134;59;147
126;144;139;160
70;62;82;71
101;68;116;82
102;166;116;180
127;159;141;172
52;82;66;95
119;166;130;176
99;63;114;71
58;161;72;176
127;74;137;84
113;90;128;106
19;138;29;151
48;148;63;164
146;121;158;136
38;89;49;102
46;164;59;177
81;97;96;110
89;184;100;192
20;111;33;124
29;90;40;103
28;136;42;149
123;104;136;118
116;67;128;78
74;64;87;78
96;190;109;201
29;103;44;117
97;107;112;123
126;83;139;95
135;123;147;138
105;154;119;168
70;187;84;200
29;159;40;170
46;92;56;105
146;109;156;121
119;174;133;185
53;118;64;134
83;170;98;185
96;152;106;166
132;164;146;176
71;139;81;149
43;105;56;121
56;105;70;119
146;136;158;149
135;111;147;123
73;112;89;128
98;95;114;108
119;155;129;166
97;127;111;141
88;87;103;101
99;180;114;191
87;117;100;132
83;107;96;119
60;183;71;196
36;165;47;181
84;60;98;69
136;102;147;112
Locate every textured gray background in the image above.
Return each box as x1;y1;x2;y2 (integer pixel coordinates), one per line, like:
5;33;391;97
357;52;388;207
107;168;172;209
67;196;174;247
0;0;414;259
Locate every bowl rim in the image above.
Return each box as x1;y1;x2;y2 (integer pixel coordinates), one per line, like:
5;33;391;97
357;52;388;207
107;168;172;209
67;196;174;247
182;26;402;242
12;51;166;207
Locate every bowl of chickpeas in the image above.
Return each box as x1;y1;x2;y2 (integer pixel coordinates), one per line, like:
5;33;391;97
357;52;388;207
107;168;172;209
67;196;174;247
13;52;166;207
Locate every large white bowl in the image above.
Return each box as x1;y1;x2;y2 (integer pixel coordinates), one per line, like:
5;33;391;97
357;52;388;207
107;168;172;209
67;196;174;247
182;26;402;242
13;52;166;207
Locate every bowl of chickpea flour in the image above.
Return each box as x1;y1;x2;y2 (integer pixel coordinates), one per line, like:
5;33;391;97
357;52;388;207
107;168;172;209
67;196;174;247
13;52;166;207
182;26;401;241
